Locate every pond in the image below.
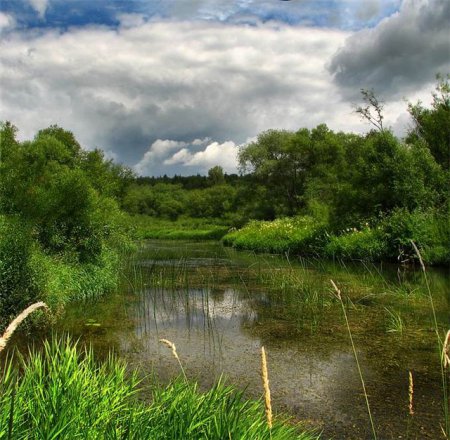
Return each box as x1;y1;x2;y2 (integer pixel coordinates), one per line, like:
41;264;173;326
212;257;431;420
56;240;449;439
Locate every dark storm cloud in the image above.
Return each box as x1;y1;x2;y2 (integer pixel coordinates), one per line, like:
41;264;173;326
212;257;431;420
0;21;354;175
328;0;450;99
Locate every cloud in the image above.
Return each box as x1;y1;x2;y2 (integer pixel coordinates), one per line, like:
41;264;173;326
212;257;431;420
1;21;360;174
329;0;450;99
0;12;16;32
134;139;188;175
164;140;239;174
117;13;147;29
0;12;442;175
28;0;49;18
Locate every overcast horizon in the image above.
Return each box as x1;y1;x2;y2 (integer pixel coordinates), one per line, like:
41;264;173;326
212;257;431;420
1;0;449;176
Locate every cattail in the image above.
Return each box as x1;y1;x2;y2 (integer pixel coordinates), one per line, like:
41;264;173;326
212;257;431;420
261;346;273;430
408;371;414;416
443;330;450;369
0;302;48;353
159;338;187;380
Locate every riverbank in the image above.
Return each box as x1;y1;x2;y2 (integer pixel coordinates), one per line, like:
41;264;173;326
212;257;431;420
222;209;450;266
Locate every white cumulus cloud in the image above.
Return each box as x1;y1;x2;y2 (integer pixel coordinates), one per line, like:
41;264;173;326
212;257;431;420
164;140;239;174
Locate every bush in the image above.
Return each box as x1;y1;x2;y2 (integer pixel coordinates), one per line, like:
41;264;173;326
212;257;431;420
223;216;326;255
381;208;450;265
0;217;42;323
324;226;387;261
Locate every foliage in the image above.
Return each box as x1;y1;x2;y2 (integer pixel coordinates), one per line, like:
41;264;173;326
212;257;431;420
381;208;450;265
223;216;325;254
406;74;450;170
129;215;230;241
324;226;387;261
0;338;315;440
0;123;132;320
0;217;42;321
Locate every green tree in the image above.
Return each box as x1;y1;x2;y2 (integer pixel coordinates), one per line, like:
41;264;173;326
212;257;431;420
208;166;225;185
406;74;450;170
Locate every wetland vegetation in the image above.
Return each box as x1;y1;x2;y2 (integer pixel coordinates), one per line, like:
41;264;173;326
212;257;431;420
0;79;449;438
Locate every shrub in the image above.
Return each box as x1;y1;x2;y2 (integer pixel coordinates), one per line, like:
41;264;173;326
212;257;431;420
324;226;387;261
0;217;42;323
381;208;450;265
223;216;325;255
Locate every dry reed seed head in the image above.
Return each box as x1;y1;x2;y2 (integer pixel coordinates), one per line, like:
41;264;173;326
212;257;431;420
260;346;273;430
159;338;176;352
330;279;342;300
159;338;180;361
410;241;426;272
408;371;414;416
443;330;450;369
0;302;48;353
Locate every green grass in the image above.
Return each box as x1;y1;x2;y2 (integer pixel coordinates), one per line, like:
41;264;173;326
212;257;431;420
0;337;317;440
223;216;325;254
34;246;120;306
324;227;387;261
128;215;230;241
222;210;449;266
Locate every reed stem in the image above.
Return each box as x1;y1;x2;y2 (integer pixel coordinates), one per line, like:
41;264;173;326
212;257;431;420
0;302;48;353
410;241;449;437
261;346;273;430
331;280;377;440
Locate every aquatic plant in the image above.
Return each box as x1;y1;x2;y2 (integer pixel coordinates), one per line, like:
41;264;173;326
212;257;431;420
261;346;273;430
411;241;449;437
0;302;48;353
331;279;377;440
384;307;404;335
0;337;316;440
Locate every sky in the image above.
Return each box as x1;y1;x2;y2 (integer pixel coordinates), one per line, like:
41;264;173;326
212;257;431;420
1;0;449;176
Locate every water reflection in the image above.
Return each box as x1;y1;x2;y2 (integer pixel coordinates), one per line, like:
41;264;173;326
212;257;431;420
53;240;448;438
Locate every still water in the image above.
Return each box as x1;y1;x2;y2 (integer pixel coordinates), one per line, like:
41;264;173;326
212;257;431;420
57;240;449;439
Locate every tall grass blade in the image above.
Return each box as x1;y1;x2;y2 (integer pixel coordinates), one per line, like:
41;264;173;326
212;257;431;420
331;279;377;440
410;241;449;437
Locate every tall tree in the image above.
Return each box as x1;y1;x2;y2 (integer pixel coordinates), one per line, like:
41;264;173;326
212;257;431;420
406;74;450;170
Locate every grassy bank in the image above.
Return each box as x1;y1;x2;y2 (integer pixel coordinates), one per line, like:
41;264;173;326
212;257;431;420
129;215;230;241
0;338;316;440
0;214;132;330
223;209;450;265
223;216;325;254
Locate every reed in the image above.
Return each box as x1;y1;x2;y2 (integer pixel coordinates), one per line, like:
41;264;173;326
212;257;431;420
331;279;377;440
0;337;313;439
261;346;273;430
408;371;414;416
411;241;449;437
443;330;450;369
0;302;48;353
159;338;187;381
